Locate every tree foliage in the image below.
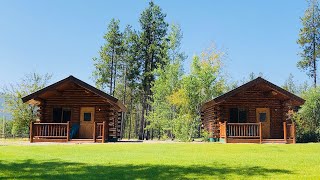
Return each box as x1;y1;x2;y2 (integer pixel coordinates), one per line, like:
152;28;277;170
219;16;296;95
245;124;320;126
297;0;320;87
1;73;52;135
294;87;320;142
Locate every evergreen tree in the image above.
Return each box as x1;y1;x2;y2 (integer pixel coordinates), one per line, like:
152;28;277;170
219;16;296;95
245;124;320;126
297;0;320;87
138;1;169;140
93;18;123;95
282;73;298;94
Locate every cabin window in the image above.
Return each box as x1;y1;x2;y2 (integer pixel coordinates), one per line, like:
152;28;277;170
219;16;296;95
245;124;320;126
229;108;247;123
83;112;92;121
53;108;71;123
259;113;267;122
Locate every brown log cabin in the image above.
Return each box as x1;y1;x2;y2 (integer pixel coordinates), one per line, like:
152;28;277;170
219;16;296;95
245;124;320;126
22;76;126;143
201;77;305;144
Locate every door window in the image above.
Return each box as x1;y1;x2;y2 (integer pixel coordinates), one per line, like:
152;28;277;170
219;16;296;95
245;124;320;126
83;112;92;121
259;113;267;122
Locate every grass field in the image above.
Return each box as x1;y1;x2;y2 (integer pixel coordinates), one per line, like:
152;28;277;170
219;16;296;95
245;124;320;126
0;142;319;179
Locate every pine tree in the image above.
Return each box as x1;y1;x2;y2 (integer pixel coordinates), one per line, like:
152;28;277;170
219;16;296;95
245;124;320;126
93;18;123;95
138;1;169;140
297;0;320;87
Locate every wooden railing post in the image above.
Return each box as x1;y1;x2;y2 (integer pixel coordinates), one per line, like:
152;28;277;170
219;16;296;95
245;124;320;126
93;122;96;143
292;122;296;144
259;122;262;144
224;121;228;143
283;121;287;144
67;121;70;141
30;122;34;143
102;121;106;143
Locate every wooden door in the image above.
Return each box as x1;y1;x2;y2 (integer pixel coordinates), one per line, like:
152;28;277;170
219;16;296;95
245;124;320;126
79;107;95;139
256;108;270;139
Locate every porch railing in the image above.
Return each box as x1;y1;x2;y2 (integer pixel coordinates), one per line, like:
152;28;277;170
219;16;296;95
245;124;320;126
93;121;107;143
227;123;261;138
219;121;296;144
30;122;70;142
219;122;262;143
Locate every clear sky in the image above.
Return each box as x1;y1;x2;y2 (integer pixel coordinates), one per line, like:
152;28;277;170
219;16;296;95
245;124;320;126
0;0;309;88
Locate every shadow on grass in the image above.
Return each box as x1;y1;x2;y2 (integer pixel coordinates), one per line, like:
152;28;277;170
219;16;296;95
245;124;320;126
0;159;293;179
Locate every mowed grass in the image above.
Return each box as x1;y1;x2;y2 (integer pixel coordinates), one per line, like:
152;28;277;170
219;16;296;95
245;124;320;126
0;143;319;179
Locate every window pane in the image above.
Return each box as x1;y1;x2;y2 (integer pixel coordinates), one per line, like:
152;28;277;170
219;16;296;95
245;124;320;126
229;108;238;123
259;113;267;122
53;108;62;123
62;110;71;123
84;113;91;121
239;110;247;123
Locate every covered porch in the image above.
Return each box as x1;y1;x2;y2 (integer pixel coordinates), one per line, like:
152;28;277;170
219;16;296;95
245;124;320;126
29;121;109;143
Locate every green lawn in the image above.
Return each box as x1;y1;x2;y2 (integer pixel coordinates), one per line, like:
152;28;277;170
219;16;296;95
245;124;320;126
0;142;319;179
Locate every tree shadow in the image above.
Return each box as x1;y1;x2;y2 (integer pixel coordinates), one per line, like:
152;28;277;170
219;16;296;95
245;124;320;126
0;159;293;179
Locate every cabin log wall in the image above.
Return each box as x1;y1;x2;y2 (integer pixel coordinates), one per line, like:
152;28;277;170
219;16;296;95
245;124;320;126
39;86;121;139
202;85;293;139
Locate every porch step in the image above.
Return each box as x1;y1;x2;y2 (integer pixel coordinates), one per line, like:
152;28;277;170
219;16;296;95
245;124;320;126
69;139;94;143
262;139;286;144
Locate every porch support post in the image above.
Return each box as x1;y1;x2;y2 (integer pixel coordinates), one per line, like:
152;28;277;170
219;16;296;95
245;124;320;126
259;122;262;144
283;121;287;144
224;121;228;143
292;122;296;144
102;121;106;143
67;121;70;141
30;122;34;143
93;121;96;143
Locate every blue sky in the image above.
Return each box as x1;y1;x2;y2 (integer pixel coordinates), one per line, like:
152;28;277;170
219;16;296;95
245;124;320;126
0;0;309;88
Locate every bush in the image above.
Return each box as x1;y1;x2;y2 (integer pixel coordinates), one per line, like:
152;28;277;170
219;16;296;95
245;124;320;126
294;87;320;142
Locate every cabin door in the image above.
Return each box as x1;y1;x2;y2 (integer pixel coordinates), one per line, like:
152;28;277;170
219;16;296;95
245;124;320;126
256;108;270;139
79;107;95;139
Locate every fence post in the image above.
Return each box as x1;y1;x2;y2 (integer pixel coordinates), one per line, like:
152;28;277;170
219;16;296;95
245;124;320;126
93;121;96;143
224;121;228;143
30;122;34;143
67;121;70;142
259;122;262;144
292;122;296;144
102;121;106;143
283;121;287;144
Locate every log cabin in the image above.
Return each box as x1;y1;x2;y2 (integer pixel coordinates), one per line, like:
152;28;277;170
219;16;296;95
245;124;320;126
201;77;305;144
22;75;126;143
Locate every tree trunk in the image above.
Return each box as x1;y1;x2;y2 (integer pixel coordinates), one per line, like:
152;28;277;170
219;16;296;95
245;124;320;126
139;94;146;140
110;49;115;95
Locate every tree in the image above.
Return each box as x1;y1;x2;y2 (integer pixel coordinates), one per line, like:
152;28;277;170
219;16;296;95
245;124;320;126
179;47;226;140
294;87;320;142
138;1;169;140
282;73;298;94
147;24;186;140
1;73;52;135
297;0;320;87
93;18;124;95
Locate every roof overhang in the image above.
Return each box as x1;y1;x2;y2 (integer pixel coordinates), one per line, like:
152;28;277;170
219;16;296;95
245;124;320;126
22;75;127;112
